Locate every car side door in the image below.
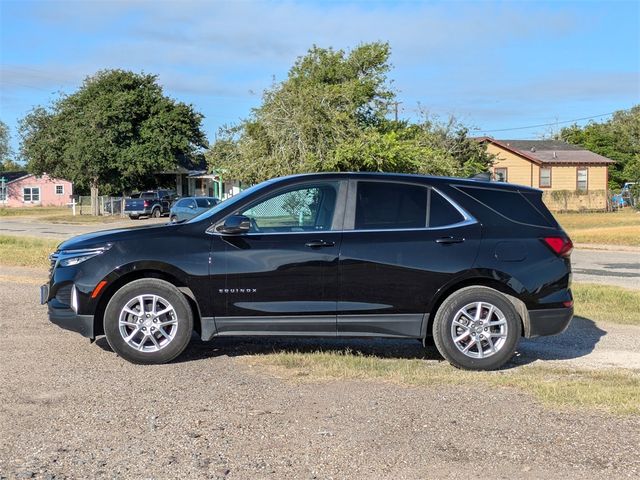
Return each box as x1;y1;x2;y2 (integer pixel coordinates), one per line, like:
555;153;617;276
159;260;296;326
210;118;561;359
210;180;347;336
337;180;481;338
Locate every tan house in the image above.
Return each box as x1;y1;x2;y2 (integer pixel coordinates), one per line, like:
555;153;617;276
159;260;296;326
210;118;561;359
478;138;614;211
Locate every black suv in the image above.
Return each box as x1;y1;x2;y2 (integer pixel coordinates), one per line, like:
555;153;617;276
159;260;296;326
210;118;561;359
42;173;573;370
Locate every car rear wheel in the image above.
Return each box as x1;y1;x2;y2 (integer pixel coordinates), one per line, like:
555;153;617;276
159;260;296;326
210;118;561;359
169;215;177;223
129;215;139;220
433;286;520;371
103;279;193;364
151;208;161;218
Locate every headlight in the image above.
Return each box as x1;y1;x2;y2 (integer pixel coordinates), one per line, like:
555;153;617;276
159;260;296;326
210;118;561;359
58;245;112;267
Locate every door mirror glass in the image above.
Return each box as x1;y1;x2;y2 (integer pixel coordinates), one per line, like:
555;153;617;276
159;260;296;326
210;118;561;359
220;215;251;234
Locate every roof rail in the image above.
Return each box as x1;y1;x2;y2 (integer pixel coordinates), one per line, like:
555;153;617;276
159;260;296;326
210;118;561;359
468;172;492;182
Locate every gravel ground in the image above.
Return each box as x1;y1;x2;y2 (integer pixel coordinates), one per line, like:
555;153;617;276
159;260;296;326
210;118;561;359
1;274;639;479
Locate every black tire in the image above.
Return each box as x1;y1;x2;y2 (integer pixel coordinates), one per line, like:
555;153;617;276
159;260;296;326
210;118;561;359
169;215;177;223
432;286;520;371
151;208;161;218
129;215;139;220
103;279;193;364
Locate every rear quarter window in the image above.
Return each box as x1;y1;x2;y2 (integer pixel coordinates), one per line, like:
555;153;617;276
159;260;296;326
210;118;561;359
457;186;555;227
429;190;465;227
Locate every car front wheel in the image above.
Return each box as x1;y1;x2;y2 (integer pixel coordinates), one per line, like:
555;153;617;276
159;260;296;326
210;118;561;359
103;279;193;364
433;286;520;371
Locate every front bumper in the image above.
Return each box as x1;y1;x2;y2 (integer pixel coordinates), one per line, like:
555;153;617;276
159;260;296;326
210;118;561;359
526;307;573;338
48;303;95;338
42;284;94;339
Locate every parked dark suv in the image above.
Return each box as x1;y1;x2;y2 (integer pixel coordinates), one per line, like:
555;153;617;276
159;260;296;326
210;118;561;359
42;173;573;370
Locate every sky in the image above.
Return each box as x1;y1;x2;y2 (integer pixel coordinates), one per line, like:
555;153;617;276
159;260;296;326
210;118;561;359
1;0;639;157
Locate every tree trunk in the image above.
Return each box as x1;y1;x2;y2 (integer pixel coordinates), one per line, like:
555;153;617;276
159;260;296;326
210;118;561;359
91;180;99;216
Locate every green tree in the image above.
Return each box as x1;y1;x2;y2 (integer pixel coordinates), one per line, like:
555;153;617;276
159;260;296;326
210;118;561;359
0;121;23;173
559;105;640;188
20;69;207;213
0;121;10;166
208;43;491;183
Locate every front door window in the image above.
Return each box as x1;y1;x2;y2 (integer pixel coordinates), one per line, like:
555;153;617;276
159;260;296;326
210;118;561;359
240;183;339;233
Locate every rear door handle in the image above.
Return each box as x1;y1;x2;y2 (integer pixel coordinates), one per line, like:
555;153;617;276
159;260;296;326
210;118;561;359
435;236;465;244
305;240;336;248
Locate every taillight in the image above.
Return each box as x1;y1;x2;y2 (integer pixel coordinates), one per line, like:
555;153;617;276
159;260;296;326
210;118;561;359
143;200;150;207
542;236;573;257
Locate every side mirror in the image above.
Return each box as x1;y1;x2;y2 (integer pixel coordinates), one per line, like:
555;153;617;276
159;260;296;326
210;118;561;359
220;215;251;234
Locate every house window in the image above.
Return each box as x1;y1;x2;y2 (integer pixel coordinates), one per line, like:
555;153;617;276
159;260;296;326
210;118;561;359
494;168;508;182
539;167;552;188
23;187;40;202
577;167;588;192
55;185;64;195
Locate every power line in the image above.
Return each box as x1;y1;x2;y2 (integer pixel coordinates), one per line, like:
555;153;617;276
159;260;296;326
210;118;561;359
475;111;619;133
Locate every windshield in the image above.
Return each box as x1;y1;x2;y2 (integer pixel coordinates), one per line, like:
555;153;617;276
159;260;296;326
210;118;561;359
185;182;267;224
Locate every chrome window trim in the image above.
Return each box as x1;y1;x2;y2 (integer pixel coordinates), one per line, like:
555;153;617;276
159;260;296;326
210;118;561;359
207;219;477;237
206;178;476;236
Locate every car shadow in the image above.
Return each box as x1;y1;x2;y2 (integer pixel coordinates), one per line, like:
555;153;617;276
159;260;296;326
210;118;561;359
95;315;606;368
178;335;443;363
507;316;606;368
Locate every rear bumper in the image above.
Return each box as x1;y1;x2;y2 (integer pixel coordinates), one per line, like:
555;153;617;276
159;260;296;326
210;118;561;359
526;307;573;338
125;210;150;216
48;302;95;339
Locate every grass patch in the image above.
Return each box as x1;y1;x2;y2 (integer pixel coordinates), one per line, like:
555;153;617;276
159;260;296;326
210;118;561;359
0;235;59;268
247;352;640;415
37;214;125;224
555;209;640;246
0;207;69;217
566;225;640;246
0;206;127;224
573;283;640;325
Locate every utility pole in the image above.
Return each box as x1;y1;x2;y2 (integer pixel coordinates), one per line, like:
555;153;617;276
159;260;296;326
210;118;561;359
392;101;402;122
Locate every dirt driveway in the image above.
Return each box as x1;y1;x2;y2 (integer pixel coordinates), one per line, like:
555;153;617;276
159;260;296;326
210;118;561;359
1;269;639;479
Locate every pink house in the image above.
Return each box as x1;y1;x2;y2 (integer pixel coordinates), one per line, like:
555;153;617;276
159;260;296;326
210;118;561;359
0;172;73;207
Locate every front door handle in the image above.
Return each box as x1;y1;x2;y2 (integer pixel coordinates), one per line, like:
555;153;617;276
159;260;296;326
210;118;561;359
435;236;465;244
305;240;336;248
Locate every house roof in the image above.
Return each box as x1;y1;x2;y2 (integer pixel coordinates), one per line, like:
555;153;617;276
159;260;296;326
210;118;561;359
0;171;31;183
478;137;615;165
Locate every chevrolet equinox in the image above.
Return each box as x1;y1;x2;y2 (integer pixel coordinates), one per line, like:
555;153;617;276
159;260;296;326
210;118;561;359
42;173;574;370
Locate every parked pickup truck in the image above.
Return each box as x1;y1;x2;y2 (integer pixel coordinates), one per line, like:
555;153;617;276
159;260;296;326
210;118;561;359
124;190;176;219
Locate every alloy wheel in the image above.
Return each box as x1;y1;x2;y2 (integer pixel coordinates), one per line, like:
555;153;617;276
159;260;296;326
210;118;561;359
118;294;178;352
450;301;508;359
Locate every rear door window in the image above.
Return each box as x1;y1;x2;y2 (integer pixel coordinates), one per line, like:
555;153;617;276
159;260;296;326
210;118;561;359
354;182;470;230
355;182;428;230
